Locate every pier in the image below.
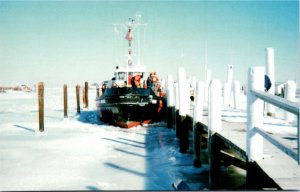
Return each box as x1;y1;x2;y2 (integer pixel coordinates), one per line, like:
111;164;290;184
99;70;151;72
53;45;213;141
167;65;300;190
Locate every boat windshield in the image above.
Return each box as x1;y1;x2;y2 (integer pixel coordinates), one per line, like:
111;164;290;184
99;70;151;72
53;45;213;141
116;72;126;81
104;87;156;96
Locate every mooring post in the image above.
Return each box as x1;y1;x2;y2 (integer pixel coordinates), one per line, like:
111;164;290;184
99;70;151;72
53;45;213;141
82;86;86;107
223;82;230;107
205;69;211;103
233;80;241;110
174;82;180;136
194;122;203;167
167;75;175;128
38;82;44;132
178;67;190;153
96;85;100;98
208;80;222;133
209;134;221;189
63;84;68;118
193;81;205;167
76;85;80;114
84;81;89;108
247;67;264;162
265;48;275;116
208;79;222;189
284;80;296;122
227;64;234;106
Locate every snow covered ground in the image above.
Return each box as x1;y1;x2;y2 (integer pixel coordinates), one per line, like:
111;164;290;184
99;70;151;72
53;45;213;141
0;88;298;190
0;88;208;191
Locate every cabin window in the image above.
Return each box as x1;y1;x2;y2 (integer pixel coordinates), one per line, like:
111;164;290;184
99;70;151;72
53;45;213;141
117;72;126;81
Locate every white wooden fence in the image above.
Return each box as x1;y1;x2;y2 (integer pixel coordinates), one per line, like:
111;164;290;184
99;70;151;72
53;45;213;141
247;67;300;165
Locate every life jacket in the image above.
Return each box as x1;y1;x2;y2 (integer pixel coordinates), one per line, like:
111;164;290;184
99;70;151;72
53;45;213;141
132;75;141;88
151;74;158;82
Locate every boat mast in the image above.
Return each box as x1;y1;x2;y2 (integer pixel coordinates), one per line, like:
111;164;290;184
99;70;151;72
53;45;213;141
113;15;147;86
125;18;134;68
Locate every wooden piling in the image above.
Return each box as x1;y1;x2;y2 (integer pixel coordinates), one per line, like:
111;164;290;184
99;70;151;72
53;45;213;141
76;85;80;114
193;122;203;167
179;115;188;153
193;81;205;166
63;84;68;118
208;80;222;133
167;107;173;128
38;82;44;132
174;82;180;134
166;75;175;128
82;86;86;107
84;81;89;108
175;110;180;138
247;67;264;161
209;134;221;189
265;48;275;116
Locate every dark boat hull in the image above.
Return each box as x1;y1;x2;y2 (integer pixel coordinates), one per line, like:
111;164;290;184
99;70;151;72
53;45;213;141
96;87;165;128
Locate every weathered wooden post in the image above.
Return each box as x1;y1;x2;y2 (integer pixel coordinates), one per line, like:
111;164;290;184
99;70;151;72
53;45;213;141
167;75;175;128
247;67;264;161
265;48;275;116
178;67;190;153
193;81;205;167
82;86;86;107
284;80;296;122
208;79;222;189
76;85;80;114
84;81;89;108
233;80;241;110
38;82;44;132
63;84;68;118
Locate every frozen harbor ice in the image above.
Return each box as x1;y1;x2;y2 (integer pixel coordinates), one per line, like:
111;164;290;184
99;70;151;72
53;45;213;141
1;88;297;190
0;88;207;191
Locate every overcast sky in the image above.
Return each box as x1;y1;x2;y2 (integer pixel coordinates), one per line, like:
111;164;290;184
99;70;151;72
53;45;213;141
0;1;299;87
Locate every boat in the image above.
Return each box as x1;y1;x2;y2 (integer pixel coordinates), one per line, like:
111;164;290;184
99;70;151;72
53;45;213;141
96;16;166;128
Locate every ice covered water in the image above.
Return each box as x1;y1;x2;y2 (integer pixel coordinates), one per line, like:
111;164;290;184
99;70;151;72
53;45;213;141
0;88;206;190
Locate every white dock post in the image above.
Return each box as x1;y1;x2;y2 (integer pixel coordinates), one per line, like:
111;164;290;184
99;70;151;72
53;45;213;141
193;81;205;167
166;75;175;106
178;67;189;117
208;80;222;133
284;80;296;122
167;75;175;128
227;64;234;106
178;67;190;153
194;81;205;123
247;67;264;161
223;83;230;107
265;48;275;116
208;79;222;189
205;69;211;103
233;80;241;110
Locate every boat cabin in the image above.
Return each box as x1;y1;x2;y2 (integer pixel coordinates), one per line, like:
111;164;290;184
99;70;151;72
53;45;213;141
107;65;147;88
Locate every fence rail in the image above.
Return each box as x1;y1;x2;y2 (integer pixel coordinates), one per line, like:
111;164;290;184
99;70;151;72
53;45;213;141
248;67;300;165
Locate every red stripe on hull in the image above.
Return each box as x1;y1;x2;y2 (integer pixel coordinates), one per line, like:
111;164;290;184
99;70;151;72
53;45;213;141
115;121;141;129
